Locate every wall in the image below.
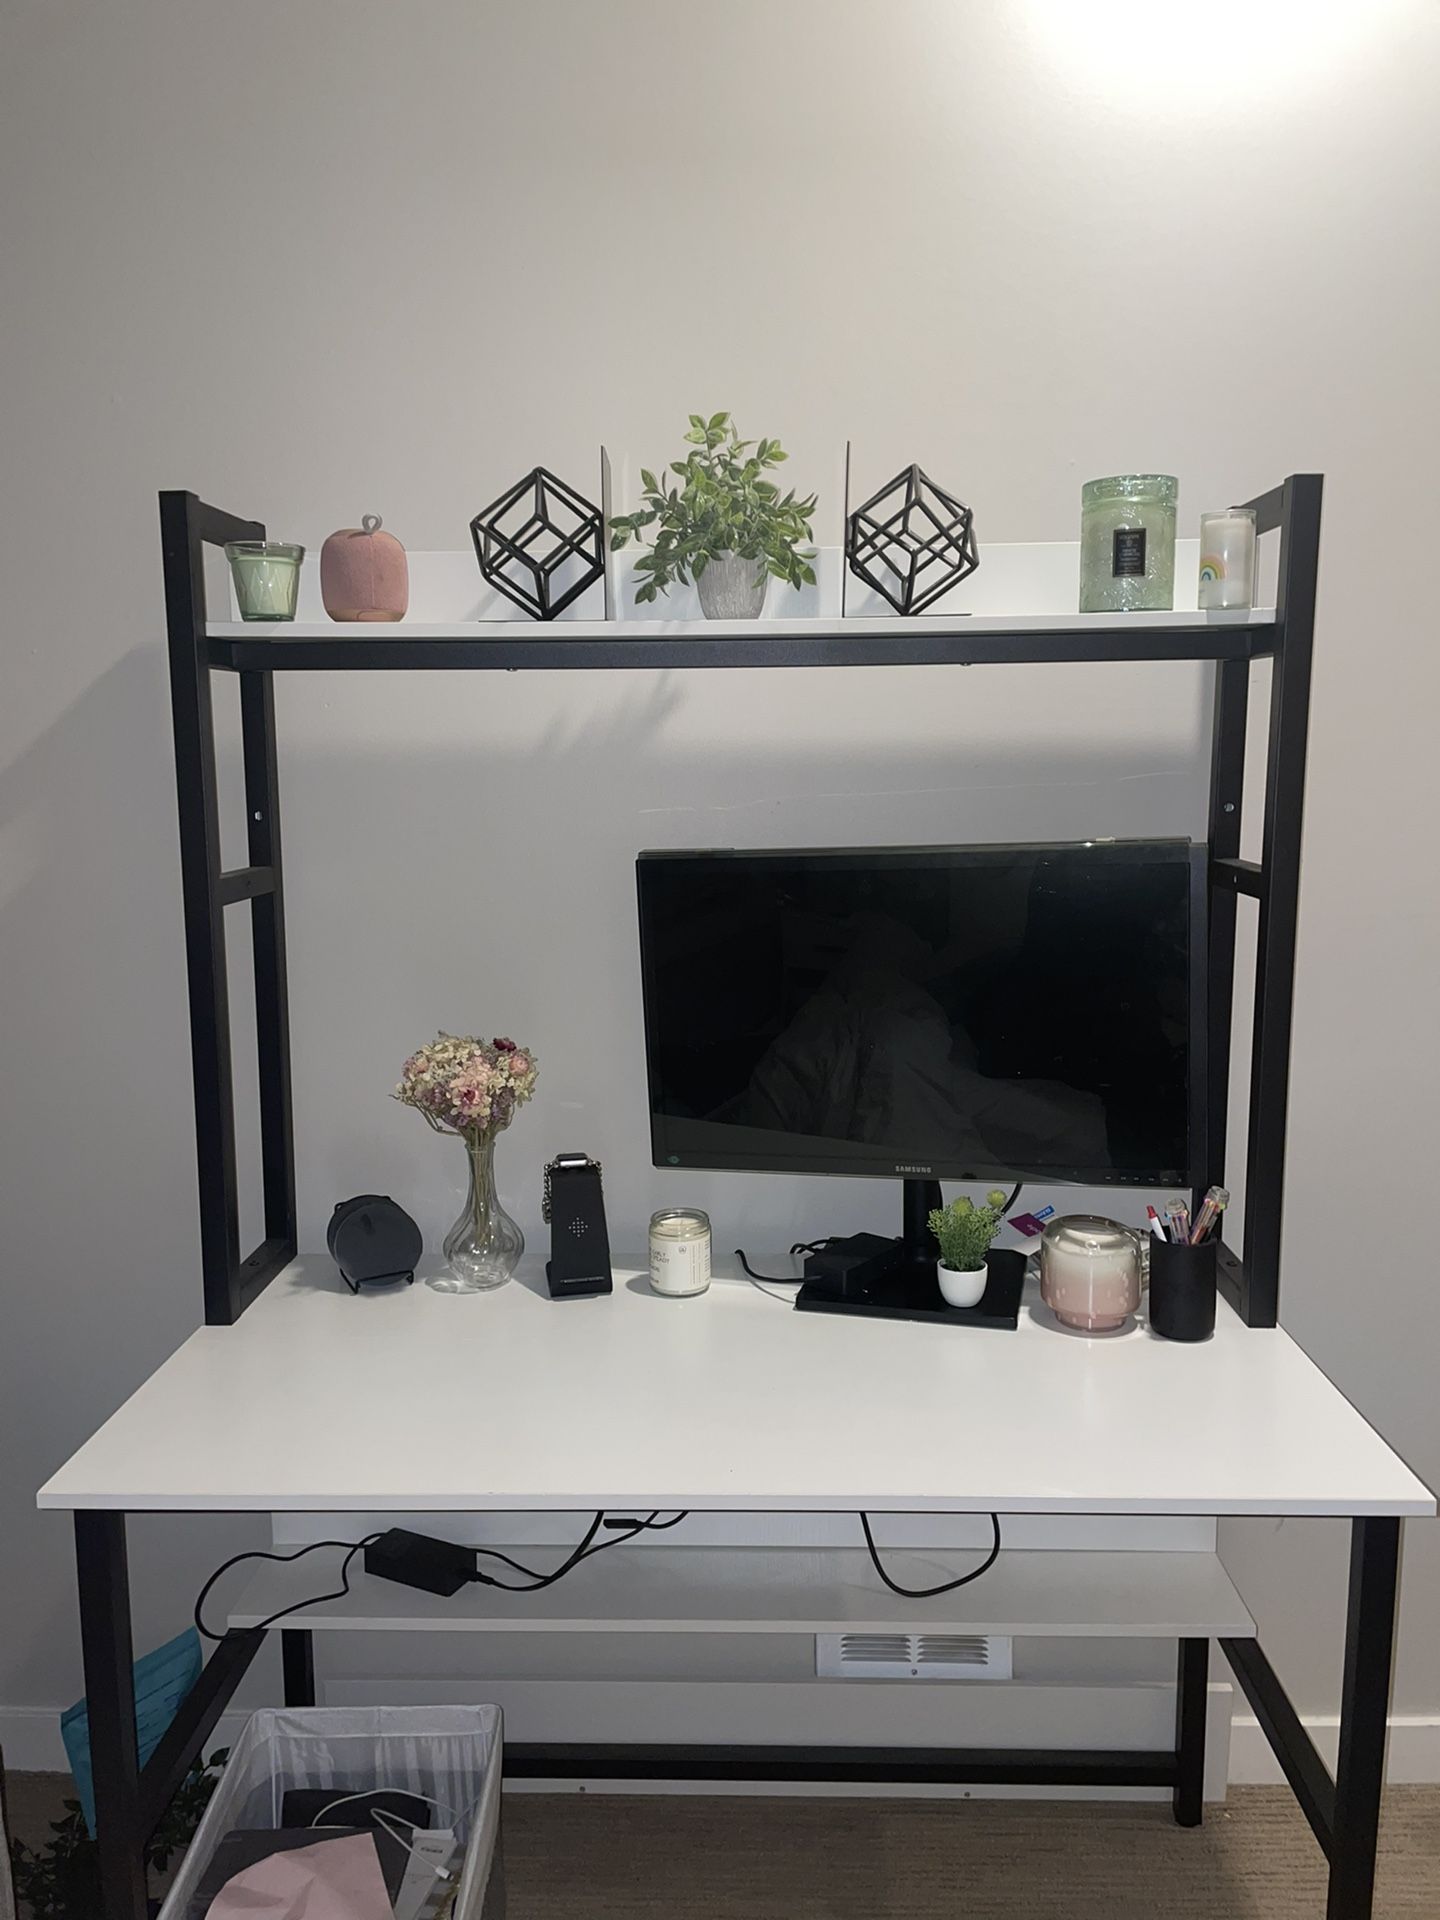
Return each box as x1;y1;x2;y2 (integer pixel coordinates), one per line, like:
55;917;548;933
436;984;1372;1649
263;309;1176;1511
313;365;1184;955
2;0;1438;1767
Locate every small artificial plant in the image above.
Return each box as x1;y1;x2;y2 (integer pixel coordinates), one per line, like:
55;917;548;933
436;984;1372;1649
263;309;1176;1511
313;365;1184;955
608;412;818;602
928;1190;1009;1272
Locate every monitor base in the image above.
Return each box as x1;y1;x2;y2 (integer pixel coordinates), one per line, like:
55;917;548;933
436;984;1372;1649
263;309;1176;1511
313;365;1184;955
795;1246;1025;1330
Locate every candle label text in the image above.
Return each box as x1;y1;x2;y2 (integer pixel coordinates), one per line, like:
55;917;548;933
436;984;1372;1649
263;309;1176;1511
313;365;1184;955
1112;527;1147;577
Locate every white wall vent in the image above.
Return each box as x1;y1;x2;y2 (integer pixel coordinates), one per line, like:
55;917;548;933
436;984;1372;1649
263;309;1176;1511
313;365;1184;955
815;1633;1013;1681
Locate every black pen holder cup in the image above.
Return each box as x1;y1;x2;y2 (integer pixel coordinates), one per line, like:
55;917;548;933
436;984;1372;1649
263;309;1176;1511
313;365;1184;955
1147;1237;1217;1342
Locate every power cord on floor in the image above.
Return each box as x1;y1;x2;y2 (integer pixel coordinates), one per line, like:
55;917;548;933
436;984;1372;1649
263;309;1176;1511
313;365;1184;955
860;1512;1002;1598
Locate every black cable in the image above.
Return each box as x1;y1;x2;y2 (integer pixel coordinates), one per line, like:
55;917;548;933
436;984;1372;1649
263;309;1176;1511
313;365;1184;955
735;1248;802;1286
470;1510;689;1591
859;1512;1002;1599
194;1535;384;1642
469;1511;604;1588
1001;1181;1023;1216
195;1511;692;1636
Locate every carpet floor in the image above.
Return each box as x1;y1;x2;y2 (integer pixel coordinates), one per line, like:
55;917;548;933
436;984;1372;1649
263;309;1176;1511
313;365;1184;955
6;1776;1440;1917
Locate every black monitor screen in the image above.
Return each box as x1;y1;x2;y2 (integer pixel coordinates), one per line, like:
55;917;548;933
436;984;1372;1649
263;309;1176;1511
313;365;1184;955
637;841;1204;1187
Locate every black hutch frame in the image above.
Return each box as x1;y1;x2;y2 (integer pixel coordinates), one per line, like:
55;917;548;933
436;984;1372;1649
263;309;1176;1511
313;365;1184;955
70;476;1410;1919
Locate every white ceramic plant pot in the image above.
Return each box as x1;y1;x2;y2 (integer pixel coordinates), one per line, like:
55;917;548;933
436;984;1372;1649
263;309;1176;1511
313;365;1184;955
937;1262;989;1309
696;550;767;620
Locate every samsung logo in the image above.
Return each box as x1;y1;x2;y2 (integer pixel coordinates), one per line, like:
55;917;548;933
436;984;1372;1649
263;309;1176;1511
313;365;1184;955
894;1163;933;1175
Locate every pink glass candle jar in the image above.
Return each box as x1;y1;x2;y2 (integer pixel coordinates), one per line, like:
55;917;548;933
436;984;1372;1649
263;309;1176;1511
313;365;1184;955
1039;1216;1142;1331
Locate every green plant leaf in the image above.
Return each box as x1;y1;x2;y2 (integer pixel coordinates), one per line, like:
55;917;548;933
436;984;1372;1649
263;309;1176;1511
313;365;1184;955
620;416;817;608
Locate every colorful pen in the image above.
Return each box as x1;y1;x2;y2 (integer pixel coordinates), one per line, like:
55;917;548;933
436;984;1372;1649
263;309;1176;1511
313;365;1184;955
1190;1185;1230;1245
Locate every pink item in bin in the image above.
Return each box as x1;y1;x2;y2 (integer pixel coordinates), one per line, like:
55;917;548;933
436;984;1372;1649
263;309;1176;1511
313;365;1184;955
204;1832;391;1919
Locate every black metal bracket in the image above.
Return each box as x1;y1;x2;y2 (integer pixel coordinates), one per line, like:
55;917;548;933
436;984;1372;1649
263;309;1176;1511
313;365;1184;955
1222;1516;1402;1920
1222;1634;1337;1854
1201;473;1323;1327
160;491;296;1325
504;1742;1177;1786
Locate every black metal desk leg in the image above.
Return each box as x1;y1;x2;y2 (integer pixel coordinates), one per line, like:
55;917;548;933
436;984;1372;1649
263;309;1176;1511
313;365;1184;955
75;1512;148;1920
282;1628;316;1706
1173;1636;1208;1826
1327;1517;1401;1920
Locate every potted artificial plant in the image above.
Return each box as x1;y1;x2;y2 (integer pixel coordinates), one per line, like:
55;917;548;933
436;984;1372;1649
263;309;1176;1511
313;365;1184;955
608;412;818;619
929;1190;1009;1308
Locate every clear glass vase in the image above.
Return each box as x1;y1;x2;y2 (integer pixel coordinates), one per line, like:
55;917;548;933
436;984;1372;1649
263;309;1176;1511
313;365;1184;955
430;1128;523;1293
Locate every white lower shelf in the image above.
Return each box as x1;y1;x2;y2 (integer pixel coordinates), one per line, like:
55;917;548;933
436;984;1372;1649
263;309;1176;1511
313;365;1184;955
227;1546;1254;1639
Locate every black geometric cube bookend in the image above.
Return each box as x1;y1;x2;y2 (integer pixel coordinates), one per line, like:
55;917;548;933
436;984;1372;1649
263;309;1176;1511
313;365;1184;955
470;466;605;621
845;464;979;615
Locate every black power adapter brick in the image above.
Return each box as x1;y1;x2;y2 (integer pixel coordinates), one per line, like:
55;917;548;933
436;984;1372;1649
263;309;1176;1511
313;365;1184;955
364;1527;478;1598
803;1231;900;1301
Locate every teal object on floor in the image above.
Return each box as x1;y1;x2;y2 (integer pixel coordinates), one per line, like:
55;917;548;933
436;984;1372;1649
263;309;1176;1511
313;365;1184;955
61;1627;202;1835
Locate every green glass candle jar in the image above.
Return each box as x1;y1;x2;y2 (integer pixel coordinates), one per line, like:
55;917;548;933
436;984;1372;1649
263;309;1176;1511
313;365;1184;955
225;541;305;622
1078;475;1178;613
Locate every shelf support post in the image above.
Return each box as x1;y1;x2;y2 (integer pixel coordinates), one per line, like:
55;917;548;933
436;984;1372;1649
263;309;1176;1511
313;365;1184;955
75;1512;148;1920
160;492;296;1324
1327;1517;1401;1919
1241;473;1323;1325
282;1627;317;1707
1172;1636;1208;1827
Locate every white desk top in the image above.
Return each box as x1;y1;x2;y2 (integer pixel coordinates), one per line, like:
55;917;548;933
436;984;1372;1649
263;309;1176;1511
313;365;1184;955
37;1260;1434;1518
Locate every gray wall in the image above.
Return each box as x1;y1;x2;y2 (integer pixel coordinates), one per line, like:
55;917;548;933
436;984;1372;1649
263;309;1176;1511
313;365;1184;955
2;0;1438;1746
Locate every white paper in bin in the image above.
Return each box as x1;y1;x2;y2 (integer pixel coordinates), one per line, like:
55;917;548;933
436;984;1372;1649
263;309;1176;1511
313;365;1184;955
157;1706;503;1920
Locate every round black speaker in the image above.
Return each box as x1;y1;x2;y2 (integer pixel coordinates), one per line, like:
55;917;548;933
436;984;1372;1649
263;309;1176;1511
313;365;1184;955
326;1194;423;1293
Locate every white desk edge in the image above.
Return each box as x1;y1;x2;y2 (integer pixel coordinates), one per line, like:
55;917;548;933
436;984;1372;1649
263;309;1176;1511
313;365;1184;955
36;1260;1436;1519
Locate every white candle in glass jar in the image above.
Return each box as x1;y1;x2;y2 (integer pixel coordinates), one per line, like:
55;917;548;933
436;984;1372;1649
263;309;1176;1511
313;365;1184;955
649;1209;711;1296
1198;510;1257;610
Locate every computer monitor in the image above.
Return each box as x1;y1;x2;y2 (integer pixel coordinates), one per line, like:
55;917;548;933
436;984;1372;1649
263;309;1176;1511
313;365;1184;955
636;839;1206;1191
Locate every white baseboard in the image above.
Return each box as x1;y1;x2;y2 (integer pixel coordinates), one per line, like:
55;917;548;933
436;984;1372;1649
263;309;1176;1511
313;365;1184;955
1228;1715;1440;1784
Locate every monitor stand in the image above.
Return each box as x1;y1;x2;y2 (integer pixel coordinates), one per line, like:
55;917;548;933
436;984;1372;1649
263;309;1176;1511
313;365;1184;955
793;1177;1025;1329
899;1176;942;1287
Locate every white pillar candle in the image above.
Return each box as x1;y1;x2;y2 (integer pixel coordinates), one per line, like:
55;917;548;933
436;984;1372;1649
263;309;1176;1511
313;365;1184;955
1198;510;1257;610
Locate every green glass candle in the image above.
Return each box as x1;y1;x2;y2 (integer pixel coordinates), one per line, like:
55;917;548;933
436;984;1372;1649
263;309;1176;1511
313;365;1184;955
1079;476;1178;613
225;541;305;622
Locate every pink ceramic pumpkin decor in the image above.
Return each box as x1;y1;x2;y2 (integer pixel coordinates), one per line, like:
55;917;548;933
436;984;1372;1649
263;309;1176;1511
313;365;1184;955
320;514;408;622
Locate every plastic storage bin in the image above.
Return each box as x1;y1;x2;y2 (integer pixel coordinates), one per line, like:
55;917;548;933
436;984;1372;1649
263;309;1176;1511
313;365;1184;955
157;1705;503;1920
